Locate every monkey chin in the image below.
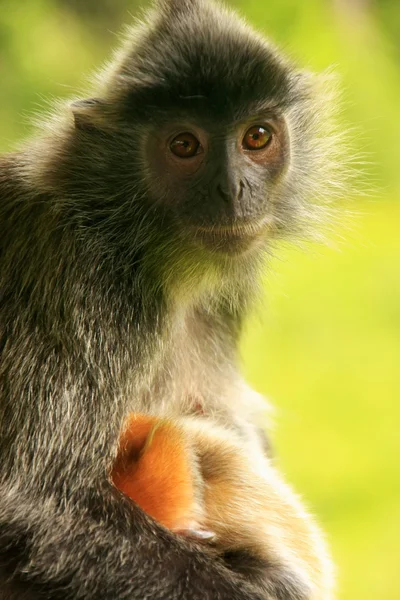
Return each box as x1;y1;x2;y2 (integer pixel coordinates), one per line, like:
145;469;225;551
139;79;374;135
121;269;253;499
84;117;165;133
190;222;271;257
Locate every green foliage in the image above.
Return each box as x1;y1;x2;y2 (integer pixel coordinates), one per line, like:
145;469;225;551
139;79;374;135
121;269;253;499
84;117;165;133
242;200;400;600
0;1;398;598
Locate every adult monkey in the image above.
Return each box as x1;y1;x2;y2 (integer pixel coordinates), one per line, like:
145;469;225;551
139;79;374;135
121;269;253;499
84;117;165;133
0;0;345;597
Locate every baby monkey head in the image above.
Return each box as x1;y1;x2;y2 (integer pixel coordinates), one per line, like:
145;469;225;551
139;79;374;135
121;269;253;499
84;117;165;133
67;0;339;287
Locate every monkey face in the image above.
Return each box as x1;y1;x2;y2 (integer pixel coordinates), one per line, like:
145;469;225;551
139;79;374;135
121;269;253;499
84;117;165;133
142;113;290;254
79;0;308;261
68;0;327;275
122;21;296;257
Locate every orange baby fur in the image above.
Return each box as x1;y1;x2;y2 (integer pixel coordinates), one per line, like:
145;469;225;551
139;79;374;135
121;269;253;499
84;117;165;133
111;414;196;532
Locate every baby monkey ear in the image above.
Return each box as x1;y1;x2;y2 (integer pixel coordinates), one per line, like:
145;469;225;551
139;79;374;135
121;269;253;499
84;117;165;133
71;98;107;132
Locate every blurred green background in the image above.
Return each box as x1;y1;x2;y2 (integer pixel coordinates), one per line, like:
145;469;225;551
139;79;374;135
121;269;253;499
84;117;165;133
0;0;398;598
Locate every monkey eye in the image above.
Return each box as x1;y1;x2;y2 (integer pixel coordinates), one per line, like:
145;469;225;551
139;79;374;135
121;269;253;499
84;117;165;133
242;126;272;151
170;132;201;158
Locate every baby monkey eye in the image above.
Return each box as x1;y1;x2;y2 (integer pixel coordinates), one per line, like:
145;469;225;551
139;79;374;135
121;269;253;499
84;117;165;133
170;132;201;158
243;126;272;151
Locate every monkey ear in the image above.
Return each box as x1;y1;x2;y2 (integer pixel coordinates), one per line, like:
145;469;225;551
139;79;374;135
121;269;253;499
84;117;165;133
71;98;107;132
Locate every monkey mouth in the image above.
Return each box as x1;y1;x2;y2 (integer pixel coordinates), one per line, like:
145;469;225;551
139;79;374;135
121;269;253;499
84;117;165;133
189;221;271;254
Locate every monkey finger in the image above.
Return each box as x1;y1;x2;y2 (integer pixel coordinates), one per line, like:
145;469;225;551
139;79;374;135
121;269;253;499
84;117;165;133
175;528;217;543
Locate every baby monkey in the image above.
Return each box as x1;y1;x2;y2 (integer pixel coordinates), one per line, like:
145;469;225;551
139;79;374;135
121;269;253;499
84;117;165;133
112;413;333;599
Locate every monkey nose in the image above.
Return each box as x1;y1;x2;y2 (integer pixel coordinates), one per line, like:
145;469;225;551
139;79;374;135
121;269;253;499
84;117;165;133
216;181;240;202
213;178;245;218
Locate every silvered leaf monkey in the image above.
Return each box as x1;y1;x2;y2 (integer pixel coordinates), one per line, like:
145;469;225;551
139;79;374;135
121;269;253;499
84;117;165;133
0;0;343;597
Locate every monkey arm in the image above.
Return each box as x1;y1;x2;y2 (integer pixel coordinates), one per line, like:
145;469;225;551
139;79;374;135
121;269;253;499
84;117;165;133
0;480;276;600
0;393;270;600
0;304;265;600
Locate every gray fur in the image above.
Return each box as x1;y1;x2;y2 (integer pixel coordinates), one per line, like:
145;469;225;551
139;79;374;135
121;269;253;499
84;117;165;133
0;0;344;597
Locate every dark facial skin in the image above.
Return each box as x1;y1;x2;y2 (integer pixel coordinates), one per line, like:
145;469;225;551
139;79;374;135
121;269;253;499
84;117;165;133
0;0;337;599
144;113;289;254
